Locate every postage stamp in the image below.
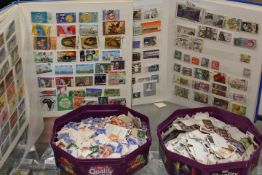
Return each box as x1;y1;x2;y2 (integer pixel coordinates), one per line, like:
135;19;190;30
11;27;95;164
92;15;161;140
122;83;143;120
143;8;159;20
218;31;232;43
234;37;256;49
240;21;259;34
103;21;125;35
240;54;251;63
57;51;76;62
95;74;107;85
75;76;93;86
32;24;51;36
79;24;97;37
194;91;208;104
103;50;121;61
79;12;98;23
105;36;121;49
194;68;209;81
213;97;228;110
143;49;159;59
203;12;224;28
198;26;218;40
231;103;246;116
141;21;161;34
132;62;141;74
175;85;189;99
213;72;226;84
133;9;142;21
228;77;248;91
31;12;48;23
56;13;76;23
224;17;241;30
192;80;210;93
38;77;54;88
177;25;195;36
76;64;94;74
81;36;98;49
103;10;120;21
177;3;203;22
56;25;76;36
182;67;192;77
143;82;156;97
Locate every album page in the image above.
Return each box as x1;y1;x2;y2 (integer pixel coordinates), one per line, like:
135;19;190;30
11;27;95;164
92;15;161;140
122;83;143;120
20;0;133;117
168;0;262;121
132;0;169;105
0;5;32;168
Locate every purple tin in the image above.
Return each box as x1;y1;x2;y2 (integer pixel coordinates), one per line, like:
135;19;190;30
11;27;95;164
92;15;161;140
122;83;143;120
51;105;151;175
157;107;262;175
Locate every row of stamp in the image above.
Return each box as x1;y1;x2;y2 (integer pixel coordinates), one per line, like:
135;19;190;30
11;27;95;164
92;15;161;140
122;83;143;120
54;86;122;98
32;20;161;37
176;34;256;52
34;50;123;63
31;10;122;24
173;65;248;92
32;8;160;23
177;3;259;34
35;62;126;75
36;72;125;87
132;49;160;61
36;69;126;88
33;36;123;50
174;50;220;71
132;63;159;74
132;74;159;85
174;75;247;104
174;50;253;68
174;51;251;79
174;60;251;80
0;110;26;159
174;85;247;116
32;21;126;36
177;25;257;49
40;90;126;111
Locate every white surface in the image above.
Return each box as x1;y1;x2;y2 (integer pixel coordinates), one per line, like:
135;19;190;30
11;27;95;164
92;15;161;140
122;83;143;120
20;0;133;117
132;0;170;105
0;5;34;169
167;0;262;121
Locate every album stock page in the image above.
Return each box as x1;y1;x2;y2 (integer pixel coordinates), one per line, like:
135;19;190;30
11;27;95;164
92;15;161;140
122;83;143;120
167;0;262;121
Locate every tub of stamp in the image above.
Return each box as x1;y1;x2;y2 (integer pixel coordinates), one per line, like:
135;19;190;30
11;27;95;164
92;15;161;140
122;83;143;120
157;107;262;175
51;105;151;175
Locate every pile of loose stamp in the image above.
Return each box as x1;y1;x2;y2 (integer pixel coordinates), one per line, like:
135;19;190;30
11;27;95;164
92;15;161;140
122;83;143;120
55;113;148;159
162;112;258;164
